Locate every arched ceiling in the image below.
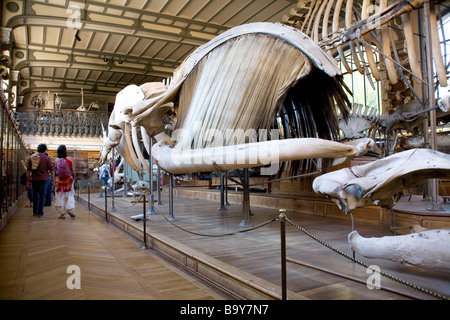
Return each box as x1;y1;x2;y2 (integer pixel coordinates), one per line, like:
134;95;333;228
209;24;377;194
2;0;298;99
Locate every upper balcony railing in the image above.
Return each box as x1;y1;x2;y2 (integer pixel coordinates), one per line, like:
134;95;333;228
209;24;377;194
13;108;109;139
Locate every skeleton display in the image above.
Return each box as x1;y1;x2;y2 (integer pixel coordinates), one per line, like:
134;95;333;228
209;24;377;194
100;23;363;176
98;1;450;271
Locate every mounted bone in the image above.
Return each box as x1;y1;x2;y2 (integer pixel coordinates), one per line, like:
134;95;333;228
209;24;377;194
152;135;357;175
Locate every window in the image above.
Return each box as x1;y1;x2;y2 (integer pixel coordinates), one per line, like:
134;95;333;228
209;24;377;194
336;49;381;114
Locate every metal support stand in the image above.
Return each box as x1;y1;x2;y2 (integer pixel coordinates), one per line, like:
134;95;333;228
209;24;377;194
279;209;287;300
142;192;147;249
157;166;163;205
98;180;104;198
110;149;117;212
239;168;251;227
225;170;230;206
104;183;108;223
218;171;227;211
168;173;177;222
424;1;444;212
147;139;157;215
123;162;128;198
87;182;91;211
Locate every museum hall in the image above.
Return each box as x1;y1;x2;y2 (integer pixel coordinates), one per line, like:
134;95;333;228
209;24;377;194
0;0;449;301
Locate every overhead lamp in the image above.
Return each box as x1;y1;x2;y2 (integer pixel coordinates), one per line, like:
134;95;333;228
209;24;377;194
118;59;123;64
75;31;81;42
103;57;109;62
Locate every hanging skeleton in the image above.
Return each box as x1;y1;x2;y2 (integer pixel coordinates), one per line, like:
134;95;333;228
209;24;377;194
100;23;364;176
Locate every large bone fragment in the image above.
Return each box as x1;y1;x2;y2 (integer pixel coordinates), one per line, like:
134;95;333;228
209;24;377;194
131;124;149;174
313;148;450;213
349;229;450;269
152;136;357;175
123;122;145;175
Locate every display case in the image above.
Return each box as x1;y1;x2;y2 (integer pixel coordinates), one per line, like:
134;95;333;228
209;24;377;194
0;95;27;230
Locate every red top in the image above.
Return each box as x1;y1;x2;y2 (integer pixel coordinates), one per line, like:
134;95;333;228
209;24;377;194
55;158;73;193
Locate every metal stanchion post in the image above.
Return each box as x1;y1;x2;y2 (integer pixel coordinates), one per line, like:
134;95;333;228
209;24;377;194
157;166;163;205
123;162;128;198
239;168;251;227
148;139;157;215
98;170;104;198
225;170;230;206
168;173;176;221
104;182;108;222
110;182;117;212
142;191;147;249
88;181;91;211
279;208;287;300
110;149;117;212
218;171;227;211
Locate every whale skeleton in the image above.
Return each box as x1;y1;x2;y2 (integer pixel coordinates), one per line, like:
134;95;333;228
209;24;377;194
99;22;365;176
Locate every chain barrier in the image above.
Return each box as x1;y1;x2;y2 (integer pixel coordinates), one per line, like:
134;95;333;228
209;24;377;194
285;216;448;300
110;193;148;209
80;182;447;300
152;204;278;237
